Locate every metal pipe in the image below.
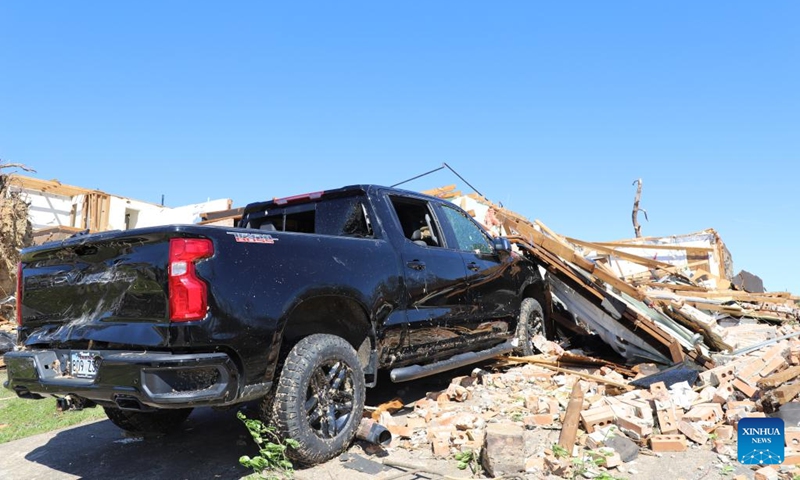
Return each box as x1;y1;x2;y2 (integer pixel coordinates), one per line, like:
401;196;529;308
355;418;392;446
732;330;800;356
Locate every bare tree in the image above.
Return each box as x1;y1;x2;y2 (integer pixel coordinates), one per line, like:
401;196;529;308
631;178;648;238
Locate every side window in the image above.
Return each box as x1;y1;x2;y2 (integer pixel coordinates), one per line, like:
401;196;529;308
316;196;374;238
440;205;494;254
389;196;442;247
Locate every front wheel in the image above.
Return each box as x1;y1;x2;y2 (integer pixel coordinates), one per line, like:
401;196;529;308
514;298;545;356
265;333;365;466
103;407;193;435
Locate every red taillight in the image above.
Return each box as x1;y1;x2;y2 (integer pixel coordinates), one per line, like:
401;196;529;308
169;238;213;322
16;262;23;326
273;191;324;205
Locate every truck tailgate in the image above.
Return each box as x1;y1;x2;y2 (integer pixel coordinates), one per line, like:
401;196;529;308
19;230;174;348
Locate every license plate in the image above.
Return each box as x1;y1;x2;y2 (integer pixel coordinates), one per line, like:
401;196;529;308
70;351;98;379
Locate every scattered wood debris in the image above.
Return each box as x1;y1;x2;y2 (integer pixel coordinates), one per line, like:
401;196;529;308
397;184;800;478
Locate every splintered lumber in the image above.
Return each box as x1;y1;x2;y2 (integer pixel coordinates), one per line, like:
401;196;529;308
506;356;633;390
566;237;676;271
758;366;800;389
770;383;800;405
593;241;714;253
662;301;733;352
558;381;584;452
508;237;685;364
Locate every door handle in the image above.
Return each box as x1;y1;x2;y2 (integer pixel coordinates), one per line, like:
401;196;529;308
406;260;426;271
467;262;480;272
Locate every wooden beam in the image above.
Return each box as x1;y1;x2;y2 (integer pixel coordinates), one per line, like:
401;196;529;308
758;366;800;389
771;383;800;405
506;357;633;390
558;381;584;453
566;237;677;270
591;241;715;253
7;174;94;197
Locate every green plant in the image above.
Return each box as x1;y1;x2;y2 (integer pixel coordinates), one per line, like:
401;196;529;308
570;449;623;480
719;465;735;476
237;411;300;478
454;449;482;475
511;411;524;422
552;443;570;459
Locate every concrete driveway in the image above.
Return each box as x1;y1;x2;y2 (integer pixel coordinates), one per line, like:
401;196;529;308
0;407;255;479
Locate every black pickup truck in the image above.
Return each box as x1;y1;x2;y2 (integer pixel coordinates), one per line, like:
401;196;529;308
5;184;548;464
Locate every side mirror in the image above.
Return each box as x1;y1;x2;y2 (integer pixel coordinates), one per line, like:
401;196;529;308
493;237;511;253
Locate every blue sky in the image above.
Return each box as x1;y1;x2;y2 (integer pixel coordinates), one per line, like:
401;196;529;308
1;2;798;292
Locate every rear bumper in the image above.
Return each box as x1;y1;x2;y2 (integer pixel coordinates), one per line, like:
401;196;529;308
4;349;245;409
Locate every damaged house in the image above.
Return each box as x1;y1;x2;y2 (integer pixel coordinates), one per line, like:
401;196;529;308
423;185;800;368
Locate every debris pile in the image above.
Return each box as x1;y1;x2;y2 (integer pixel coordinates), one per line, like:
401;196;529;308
422;184;800;368
383;184;800;478
368;339;800;478
0;168;32;325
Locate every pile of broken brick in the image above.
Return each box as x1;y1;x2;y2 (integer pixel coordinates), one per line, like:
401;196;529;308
369;334;800;479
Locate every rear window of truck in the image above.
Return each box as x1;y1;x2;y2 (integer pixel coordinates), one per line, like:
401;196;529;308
244;195;374;238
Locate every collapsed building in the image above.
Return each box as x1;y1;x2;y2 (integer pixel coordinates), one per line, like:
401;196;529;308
424;184;799;368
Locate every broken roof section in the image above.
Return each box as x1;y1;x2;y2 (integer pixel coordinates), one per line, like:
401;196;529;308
422;185;800;367
6;174;232;244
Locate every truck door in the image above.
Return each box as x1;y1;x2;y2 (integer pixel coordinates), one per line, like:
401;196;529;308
436;203;518;327
383;195;473;363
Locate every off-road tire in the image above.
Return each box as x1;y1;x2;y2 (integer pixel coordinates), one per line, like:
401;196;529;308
103;407;193;435
266;333;366;465
514;298;545;356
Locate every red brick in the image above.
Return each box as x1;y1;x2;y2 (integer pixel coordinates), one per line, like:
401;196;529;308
580;405;615;434
754;466;779;480
700;364;735;386
732;376;758;397
683;404;723;423
387;424;413;438
615;415;652;439
405;416;427;429
714;425;734;441
712;383;734;403
650;434;688;452
760;355;788;378
738;358;766;381
679;420;709;444
432;437;450;457
783;451;800;465
656;407;679;434
649;381;670;402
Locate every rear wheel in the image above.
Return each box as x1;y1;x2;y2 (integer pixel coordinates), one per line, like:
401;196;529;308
103;407;193;435
265;333;365;465
514;298;545;356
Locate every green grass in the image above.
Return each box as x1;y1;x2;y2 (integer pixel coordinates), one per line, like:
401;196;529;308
0;370;107;444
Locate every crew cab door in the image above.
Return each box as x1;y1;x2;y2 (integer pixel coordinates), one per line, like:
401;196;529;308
436;203;518;326
383;195;473;362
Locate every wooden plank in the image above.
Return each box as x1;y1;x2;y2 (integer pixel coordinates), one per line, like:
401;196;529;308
421;184;457;197
758;366;800;389
592;241;715;253
7;174;93;197
506;357;633;390
772;383;800;405
534;220;573;248
643;282;707;292
566;237;676;270
558;382;584;452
